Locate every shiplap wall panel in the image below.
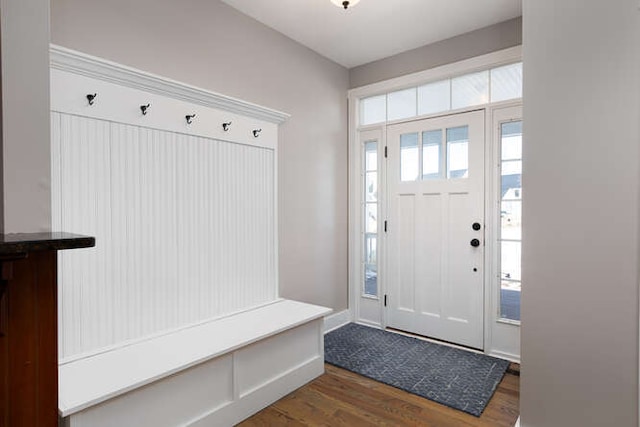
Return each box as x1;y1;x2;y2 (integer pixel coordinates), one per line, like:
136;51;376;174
52;113;276;360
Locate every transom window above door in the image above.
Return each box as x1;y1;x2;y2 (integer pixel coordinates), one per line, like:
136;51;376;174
399;125;469;182
360;62;522;126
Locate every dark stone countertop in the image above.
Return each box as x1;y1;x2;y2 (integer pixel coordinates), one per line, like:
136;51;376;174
0;232;95;255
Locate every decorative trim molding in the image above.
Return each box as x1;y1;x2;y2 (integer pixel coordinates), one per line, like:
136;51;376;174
50;44;290;124
323;310;351;334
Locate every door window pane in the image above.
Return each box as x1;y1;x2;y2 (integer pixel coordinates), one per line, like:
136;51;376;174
452;71;489;109
446;126;469;178
491;63;523;102
418;80;451;116
361;95;386;125
400;133;419;181
422;129;442;179
388;88;417;121
501;122;522;160
501;201;522;240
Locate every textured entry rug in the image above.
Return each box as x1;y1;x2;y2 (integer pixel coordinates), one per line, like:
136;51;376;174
324;323;510;417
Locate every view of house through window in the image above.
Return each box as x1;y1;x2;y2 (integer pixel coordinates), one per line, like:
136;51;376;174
499;121;523;321
363;140;378;297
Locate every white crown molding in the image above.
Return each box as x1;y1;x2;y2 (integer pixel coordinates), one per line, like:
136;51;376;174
50;44;290;124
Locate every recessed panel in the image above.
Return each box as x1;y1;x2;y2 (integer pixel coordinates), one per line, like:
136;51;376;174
397;195;416;311
418;193;442;317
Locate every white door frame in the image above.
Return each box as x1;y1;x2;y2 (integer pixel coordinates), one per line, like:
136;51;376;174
348;46;523;361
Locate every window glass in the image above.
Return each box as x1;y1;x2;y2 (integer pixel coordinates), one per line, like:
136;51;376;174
365;172;377;202
365;141;378;171
501;241;521;281
446;126;469;178
499;120;523;322
400;133;419;181
361;95;386;125
422;129;442;179
418;80;451;116
451;71;489;109
491;63;523;102
388;88;417;121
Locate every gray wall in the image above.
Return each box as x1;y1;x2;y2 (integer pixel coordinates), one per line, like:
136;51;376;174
51;0;350;311
1;0;52;233
349;17;522;89
521;1;638;426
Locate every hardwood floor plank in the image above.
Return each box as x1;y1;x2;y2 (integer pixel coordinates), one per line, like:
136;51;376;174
239;364;519;427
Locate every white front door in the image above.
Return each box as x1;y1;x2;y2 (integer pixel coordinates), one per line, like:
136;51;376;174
386;110;485;349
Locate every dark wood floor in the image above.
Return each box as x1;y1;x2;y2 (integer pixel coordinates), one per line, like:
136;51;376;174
239;363;520;427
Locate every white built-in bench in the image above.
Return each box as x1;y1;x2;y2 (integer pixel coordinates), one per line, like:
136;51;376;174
59;299;331;427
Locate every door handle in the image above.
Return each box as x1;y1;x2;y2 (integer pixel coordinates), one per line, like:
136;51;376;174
470;238;480;247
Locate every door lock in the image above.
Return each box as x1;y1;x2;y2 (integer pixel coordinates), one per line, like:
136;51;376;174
472;222;481;231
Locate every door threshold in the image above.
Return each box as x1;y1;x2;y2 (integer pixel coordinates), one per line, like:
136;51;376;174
385;327;484;355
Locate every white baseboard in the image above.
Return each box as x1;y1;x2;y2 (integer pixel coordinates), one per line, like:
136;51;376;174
323;310;351;334
488;349;520;364
514;416;520;427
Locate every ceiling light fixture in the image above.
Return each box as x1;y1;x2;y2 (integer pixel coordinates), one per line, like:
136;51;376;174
331;0;361;10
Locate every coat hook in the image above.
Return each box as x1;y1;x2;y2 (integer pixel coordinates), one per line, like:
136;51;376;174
185;114;196;125
252;129;262;138
222;122;232;132
140;103;151;115
86;93;97;106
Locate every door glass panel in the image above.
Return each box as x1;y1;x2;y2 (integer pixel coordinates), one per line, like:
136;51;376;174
365;172;378;202
446;126;469;178
491;63;523;102
501;241;521;281
388;88;417;121
400;133;419;181
418;80;451;116
501;201;522;240
451;70;489;109
422;129;442;179
361;95;386;125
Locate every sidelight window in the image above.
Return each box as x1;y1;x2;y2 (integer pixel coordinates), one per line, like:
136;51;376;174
499;120;523;322
363;140;378;297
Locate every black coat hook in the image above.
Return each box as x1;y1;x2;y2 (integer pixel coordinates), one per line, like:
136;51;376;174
86;93;97;106
222;122;232;132
185;114;196;124
140;104;151;115
252;129;262;138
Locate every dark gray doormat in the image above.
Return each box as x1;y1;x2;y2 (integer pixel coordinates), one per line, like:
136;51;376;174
324;323;510;417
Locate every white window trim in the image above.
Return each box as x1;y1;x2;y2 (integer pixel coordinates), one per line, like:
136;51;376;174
348;46;522;362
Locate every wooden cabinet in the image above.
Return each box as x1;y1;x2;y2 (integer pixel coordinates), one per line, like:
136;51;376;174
0;233;94;427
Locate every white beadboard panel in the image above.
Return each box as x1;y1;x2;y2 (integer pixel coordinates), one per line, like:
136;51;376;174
53;113;277;359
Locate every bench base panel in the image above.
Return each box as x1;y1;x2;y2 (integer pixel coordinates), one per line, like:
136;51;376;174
61;319;324;427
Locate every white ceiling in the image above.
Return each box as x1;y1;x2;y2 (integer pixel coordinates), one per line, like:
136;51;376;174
220;0;522;69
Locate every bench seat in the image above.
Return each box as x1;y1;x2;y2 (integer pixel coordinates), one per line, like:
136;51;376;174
59;299;331;426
